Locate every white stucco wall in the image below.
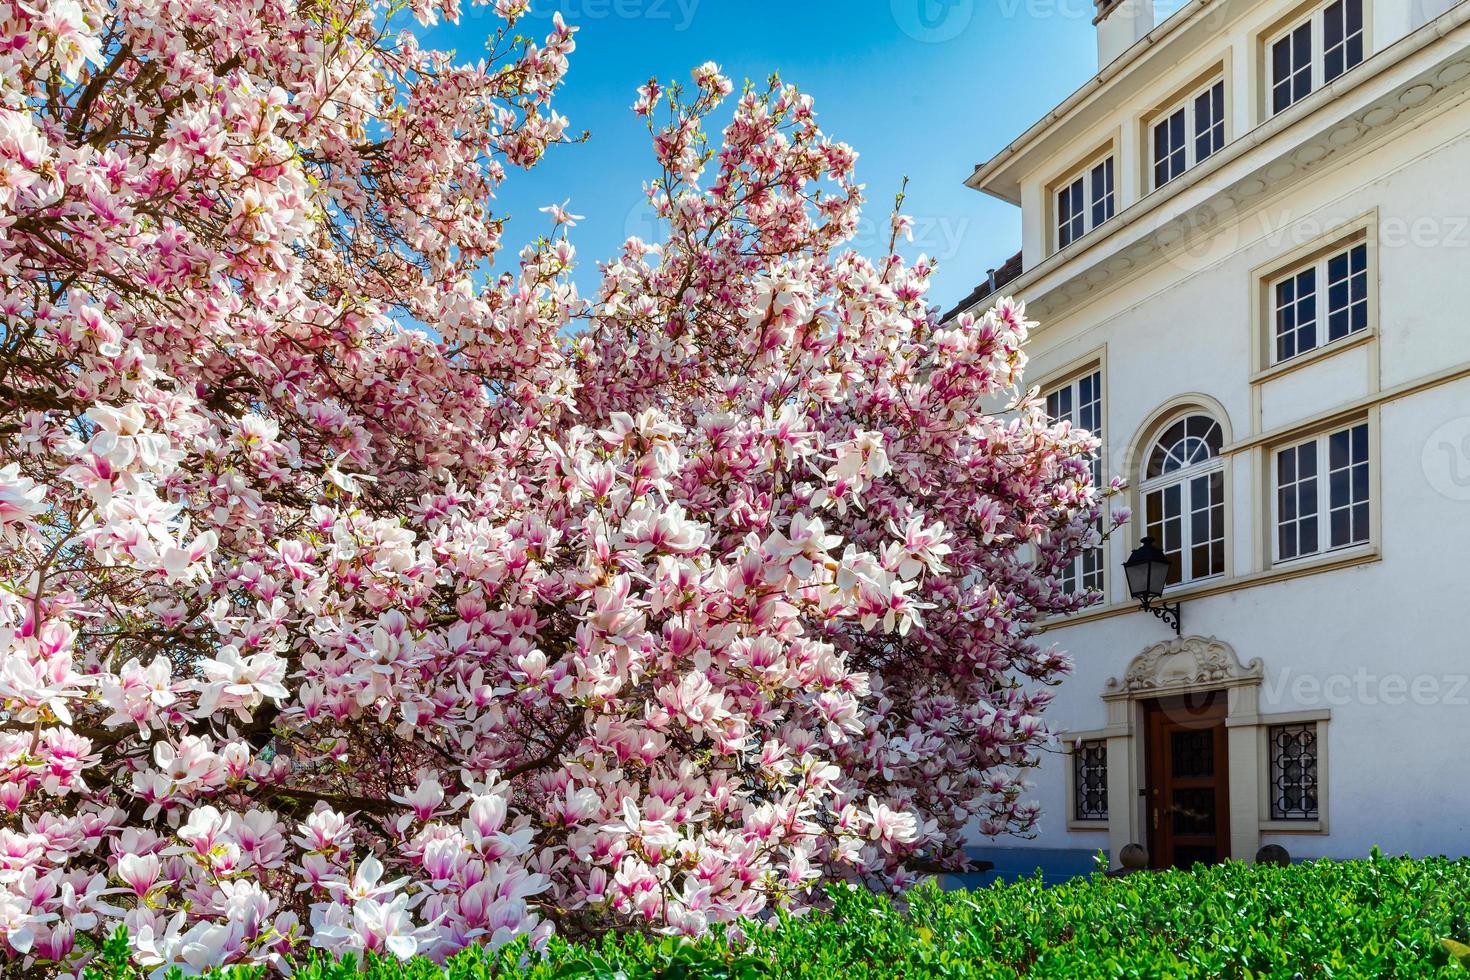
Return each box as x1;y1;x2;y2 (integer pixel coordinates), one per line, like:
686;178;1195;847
977;38;1470;864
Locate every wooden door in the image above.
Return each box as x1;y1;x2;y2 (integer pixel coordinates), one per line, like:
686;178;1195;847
1145;693;1231;869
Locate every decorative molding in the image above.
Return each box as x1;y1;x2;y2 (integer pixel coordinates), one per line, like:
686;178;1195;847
1104;635;1265;699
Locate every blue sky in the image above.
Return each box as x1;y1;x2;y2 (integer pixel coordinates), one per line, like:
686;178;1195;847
427;0;1103;313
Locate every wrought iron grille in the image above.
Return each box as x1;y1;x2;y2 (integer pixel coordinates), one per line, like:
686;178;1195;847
1269;724;1319;820
1073;740;1109;821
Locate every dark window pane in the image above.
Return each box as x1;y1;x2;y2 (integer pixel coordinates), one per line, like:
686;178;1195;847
1300;479;1317;516
1298;445;1317;479
1191;544;1211;578
1301;515;1318;555
1298;289;1317;324
1172;731;1215;778
1325;0;1343;48
1278;449;1295;483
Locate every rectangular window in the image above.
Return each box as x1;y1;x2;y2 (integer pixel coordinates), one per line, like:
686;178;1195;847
1057;177;1085;250
1269;724;1319;820
1273;421;1370;563
1270;0;1365;116
1145;473;1224;586
1326;243;1369;341
1153;108;1187;188
1073;740;1109;821
1271;241;1369;363
1091;157;1115;228
1046;370;1104;600
1275;440;1319;561
1324;0;1365;82
1054;155;1115;251
1272;22;1313;113
1195;80;1226;162
1327;423;1371;548
1152;77;1226;190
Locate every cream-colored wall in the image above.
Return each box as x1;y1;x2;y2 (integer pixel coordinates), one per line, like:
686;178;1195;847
993;83;1470;861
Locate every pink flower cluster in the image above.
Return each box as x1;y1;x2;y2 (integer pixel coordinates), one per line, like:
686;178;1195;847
0;1;1115;974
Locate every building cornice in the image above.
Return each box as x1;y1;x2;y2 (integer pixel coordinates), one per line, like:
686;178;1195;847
955;5;1470;327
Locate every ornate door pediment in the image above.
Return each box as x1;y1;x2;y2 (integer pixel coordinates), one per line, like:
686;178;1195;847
1104;635;1263;700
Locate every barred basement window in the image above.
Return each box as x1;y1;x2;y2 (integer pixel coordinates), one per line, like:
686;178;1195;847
1269;724;1320;820
1073;740;1109;821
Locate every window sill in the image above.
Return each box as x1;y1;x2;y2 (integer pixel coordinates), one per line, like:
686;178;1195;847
1066;819;1111;833
1268;542;1375;574
1260;819;1327;834
1251;328;1376;385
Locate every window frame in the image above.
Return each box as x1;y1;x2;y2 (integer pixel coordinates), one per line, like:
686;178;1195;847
1270;419;1372;567
1140;414;1229;590
1256;711;1330;833
1048;145;1117;254
1267;240;1370;366
1264;0;1368;118
1250;213;1378;384
1148;74;1228;192
1044;366;1106;604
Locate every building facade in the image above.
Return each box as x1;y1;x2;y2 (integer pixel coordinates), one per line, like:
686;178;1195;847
950;0;1470;872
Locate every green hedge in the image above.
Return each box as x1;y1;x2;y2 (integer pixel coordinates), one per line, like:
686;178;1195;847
83;852;1470;979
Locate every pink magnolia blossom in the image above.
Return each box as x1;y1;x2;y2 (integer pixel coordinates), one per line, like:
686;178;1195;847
0;4;1119;974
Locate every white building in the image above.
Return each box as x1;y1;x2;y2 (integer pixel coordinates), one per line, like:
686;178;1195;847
949;0;1470;873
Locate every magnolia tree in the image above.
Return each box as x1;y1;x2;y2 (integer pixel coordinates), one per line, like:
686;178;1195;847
0;0;1115;973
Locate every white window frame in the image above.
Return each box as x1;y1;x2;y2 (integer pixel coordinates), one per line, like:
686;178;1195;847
1045;368;1105;602
1149;75;1227;192
1266;0;1367;117
1140;415;1227;589
1052;153;1116;253
1267;240;1370;365
1270;420;1371;566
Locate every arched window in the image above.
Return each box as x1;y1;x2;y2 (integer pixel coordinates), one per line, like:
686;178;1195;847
1141;413;1226;586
